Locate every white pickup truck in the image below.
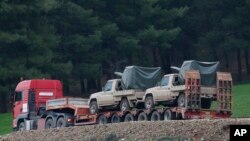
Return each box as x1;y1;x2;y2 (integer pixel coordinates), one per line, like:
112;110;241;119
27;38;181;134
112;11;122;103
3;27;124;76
143;73;216;109
88;79;145;114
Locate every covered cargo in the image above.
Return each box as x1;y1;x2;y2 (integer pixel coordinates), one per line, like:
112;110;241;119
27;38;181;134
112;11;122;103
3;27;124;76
120;66;161;90
175;60;219;86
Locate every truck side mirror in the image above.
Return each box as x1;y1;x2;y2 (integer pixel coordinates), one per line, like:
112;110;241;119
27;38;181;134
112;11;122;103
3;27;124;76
156;82;161;87
9;92;15;106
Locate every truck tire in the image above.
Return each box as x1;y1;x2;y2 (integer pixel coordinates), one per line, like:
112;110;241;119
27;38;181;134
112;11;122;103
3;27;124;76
177;94;185;107
137;112;148;121
145;95;154;109
17;121;25;131
56;117;66;128
124;113;134;122
201;98;212;109
98;114;108;125
90;100;98;114
110;114;120;123
120;98;130;111
45;118;54;129
150;111;160;121
163;109;174;120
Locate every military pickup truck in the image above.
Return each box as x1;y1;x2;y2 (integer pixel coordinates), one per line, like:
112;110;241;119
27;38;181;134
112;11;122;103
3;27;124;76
143;73;216;109
88;79;145;114
88;66;161;114
143;60;219;109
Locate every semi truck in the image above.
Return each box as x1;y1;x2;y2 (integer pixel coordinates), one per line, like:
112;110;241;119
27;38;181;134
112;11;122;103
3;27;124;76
10;70;233;131
10;79;64;131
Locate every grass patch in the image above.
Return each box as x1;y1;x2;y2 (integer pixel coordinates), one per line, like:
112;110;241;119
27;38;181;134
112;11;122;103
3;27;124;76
0;113;12;135
232;83;250;118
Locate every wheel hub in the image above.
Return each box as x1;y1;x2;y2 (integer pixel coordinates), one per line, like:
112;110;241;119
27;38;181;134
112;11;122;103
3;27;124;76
146;101;151;108
91;105;96;113
121;102;127;111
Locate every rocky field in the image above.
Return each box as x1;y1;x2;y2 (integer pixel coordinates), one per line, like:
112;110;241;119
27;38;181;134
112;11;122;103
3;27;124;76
1;118;250;141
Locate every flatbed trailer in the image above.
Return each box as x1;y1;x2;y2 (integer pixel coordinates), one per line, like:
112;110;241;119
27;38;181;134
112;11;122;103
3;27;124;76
36;71;232;130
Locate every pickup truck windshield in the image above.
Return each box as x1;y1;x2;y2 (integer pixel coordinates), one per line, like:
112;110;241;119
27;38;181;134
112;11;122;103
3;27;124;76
104;81;113;91
161;76;169;86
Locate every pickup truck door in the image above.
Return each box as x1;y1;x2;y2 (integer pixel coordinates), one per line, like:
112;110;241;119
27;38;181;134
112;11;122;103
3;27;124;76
155;76;171;101
100;91;114;106
98;80;114;106
156;86;171;101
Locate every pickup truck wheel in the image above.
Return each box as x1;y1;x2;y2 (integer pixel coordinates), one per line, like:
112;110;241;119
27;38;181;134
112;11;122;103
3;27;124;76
56;117;66;128
98;114;108;125
177;94;185;107
90;100;98;114
145;96;154;109
137;112;147;121
164;109;173;120
150;111;160;121
110;114;120;123
17;121;25;131
45;118;54;129
201;98;212;109
124;113;134;122
120;98;130;111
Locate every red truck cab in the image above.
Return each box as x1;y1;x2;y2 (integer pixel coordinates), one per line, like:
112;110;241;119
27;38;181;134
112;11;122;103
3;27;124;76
11;79;63;131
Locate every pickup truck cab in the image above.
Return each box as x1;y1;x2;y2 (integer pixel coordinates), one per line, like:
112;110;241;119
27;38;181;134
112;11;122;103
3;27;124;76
143;74;186;109
88;79;144;114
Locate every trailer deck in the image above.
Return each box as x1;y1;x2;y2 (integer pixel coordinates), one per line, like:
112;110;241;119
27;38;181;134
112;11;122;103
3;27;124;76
41;70;233;128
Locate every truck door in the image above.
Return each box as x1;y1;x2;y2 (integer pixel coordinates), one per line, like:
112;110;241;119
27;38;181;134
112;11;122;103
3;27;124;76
155;76;171;101
99;81;114;106
13;91;28;119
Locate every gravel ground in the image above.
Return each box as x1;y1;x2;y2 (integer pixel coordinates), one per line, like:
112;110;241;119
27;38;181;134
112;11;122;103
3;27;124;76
1;118;250;141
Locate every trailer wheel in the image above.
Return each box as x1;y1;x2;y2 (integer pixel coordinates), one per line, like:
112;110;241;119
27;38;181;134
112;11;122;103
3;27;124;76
98;114;108;125
45;118;54;129
137;112;148;121
110;114;120;123
17;121;25;131
90;100;98;114
163;109;173;120
56;117;66;128
177;94;185;107
124;113;134;122
150;111;160;121
145;95;154;109
120;98;130;111
201;98;212;109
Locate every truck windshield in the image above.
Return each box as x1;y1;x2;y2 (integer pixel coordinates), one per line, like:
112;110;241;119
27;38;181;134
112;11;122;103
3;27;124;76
103;81;113;91
161;76;169;86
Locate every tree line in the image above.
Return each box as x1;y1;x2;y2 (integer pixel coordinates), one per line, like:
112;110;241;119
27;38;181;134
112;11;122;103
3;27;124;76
0;0;249;113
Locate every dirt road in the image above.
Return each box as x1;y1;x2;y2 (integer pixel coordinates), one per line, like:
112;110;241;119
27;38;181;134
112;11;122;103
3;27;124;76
1;118;250;141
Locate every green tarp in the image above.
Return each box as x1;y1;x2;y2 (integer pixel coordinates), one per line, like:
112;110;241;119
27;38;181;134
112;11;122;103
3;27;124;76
121;66;161;90
177;60;219;86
